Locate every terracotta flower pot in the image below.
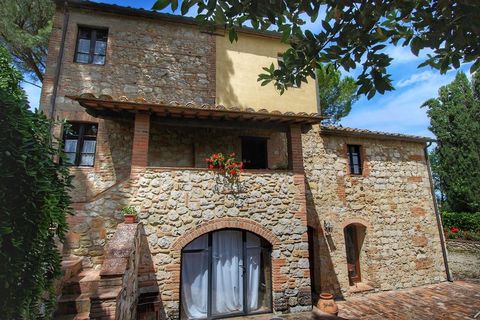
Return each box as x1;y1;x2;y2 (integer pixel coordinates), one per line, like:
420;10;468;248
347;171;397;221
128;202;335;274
124;214;137;224
317;293;338;316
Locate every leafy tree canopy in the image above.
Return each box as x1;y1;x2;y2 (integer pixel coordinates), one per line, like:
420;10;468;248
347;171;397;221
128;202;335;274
0;45;72;319
317;63;358;125
423;72;480;213
0;0;54;83
153;0;480;98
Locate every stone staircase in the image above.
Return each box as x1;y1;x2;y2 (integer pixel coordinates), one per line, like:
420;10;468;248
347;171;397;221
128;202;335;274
54;257;100;320
55;223;144;320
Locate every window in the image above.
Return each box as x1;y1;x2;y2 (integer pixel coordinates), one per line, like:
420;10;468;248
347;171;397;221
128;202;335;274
241;137;268;169
347;144;362;175
63;122;98;166
74;27;108;64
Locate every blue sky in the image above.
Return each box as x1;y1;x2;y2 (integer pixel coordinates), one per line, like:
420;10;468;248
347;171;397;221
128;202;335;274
23;0;472;138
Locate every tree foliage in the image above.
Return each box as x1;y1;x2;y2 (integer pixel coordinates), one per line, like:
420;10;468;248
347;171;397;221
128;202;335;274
317;63;358;125
0;45;72;319
423;72;480;213
0;0;54;83
153;0;480;98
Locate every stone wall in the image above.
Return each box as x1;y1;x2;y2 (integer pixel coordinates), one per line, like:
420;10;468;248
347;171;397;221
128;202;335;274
61;114;134;203
148;124;288;169
302;125;446;297
40;6;216;201
67;168;311;318
447;239;480;252
41;8;216;115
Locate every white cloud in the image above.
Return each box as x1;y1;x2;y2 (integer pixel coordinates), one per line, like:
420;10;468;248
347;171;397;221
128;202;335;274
384;45;433;65
396;70;436;88
341;72;456;137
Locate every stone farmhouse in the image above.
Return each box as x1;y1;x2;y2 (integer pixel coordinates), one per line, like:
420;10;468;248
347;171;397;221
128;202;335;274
41;0;450;319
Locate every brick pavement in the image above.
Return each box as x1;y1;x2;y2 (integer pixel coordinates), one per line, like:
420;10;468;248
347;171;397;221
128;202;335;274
231;280;480;320
337;280;480;320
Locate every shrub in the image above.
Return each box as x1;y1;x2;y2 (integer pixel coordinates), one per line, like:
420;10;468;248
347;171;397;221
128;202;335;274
0;46;72;318
442;212;480;233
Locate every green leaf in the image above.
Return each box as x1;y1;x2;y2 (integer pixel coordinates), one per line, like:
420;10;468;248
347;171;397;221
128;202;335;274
152;0;171;10
171;0;178;11
228;28;237;42
181;0;191;15
470;59;480;74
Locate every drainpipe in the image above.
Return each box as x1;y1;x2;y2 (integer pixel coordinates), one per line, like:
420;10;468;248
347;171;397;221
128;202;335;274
49;1;70;129
424;142;453;282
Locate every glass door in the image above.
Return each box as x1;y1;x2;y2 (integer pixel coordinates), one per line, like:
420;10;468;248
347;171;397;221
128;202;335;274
181;229;272;319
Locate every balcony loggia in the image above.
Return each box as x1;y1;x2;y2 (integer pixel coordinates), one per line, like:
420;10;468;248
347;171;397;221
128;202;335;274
68;94;322;177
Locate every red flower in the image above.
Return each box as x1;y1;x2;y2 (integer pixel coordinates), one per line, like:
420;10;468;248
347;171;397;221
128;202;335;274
208;164;214;169
450;227;459;234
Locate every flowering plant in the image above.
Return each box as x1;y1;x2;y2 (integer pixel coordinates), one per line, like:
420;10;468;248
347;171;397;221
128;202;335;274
449;226;459;234
206;152;244;181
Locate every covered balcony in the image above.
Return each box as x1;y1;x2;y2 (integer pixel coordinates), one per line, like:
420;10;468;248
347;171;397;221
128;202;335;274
67;93;322;178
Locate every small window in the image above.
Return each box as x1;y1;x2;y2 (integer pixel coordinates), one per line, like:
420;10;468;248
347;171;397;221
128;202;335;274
74;27;108;65
63;122;98;166
241;137;268;169
347;145;362;175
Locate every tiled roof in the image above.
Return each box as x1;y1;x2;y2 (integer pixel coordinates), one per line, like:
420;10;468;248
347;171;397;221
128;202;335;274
67;93;323;125
320;125;435;143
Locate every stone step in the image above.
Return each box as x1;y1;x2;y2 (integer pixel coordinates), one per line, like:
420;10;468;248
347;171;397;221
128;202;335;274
55;293;91;315
62;269;100;295
61;256;83;281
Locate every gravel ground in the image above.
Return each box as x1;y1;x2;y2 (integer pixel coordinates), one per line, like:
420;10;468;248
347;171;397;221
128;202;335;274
447;243;480;280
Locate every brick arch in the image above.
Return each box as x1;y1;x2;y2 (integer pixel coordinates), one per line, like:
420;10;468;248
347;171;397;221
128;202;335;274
342;217;371;230
171;217;281;251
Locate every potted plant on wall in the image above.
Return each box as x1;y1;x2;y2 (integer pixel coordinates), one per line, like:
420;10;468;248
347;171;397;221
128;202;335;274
121;206;137;224
206;152;243;180
206;152;244;193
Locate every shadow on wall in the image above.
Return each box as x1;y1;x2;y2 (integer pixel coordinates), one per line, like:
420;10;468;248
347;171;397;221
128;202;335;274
305;181;344;303
137;224;165;320
62;116;134;265
215;37;240;108
89;223;164;320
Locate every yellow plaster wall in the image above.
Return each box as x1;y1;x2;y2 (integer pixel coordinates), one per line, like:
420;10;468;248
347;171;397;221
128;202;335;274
215;33;319;114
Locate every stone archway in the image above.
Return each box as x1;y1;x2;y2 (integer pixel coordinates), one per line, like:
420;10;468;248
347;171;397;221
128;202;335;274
167;217;284;319
171;217;281;251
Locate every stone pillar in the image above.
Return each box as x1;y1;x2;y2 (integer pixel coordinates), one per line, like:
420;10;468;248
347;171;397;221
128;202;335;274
287;124;305;174
285;124;312;312
131;112;150;175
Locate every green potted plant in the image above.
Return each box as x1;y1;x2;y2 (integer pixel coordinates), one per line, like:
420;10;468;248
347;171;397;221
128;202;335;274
121;206;137;224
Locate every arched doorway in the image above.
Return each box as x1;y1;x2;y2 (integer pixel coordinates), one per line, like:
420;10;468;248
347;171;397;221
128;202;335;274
344;224;366;286
180;229;272;319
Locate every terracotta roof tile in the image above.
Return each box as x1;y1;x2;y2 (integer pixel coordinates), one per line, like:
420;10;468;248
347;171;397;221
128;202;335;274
320;125;435;143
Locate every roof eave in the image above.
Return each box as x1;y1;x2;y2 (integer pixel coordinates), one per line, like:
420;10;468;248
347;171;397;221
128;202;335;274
66;95;323;125
320;128;436;144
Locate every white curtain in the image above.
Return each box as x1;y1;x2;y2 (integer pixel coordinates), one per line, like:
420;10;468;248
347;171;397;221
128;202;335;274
212;230;243;316
182;235;209;319
182;231;266;319
247;234;261;311
80;140;96;166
